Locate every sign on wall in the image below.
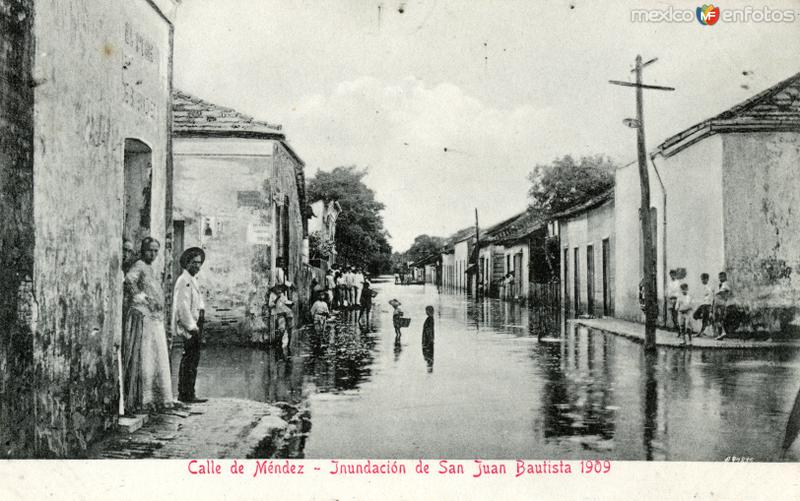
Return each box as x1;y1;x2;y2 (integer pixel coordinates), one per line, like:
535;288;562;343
247;224;272;245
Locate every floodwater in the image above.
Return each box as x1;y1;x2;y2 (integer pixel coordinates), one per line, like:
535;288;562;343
173;279;800;461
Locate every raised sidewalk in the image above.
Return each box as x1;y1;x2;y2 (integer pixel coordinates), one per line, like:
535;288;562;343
572;317;800;350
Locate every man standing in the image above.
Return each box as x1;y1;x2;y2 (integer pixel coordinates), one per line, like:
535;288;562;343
354;267;365;307
344;267;355;306
122;238;137;274
173;247;207;404
325;268;335;305
714;271;732;341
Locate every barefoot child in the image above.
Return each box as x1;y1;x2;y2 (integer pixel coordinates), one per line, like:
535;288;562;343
676;283;693;346
390;299;404;342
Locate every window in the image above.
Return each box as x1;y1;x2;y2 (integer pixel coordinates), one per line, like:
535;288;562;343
573;248;580;314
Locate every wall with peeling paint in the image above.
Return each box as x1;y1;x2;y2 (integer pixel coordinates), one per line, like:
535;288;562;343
723;132;800;331
0;0;35;458
173;138;308;344
23;0;173;457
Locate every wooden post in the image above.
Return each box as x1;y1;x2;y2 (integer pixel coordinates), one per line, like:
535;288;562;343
635;55;658;351
609;56;674;352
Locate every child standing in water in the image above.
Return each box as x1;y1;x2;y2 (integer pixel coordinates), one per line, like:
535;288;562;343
390;299;404;342
422;306;435;346
676;283;693;346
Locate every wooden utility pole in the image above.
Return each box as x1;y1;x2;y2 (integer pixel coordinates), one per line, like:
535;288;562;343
610;56;674;352
474;208;481;297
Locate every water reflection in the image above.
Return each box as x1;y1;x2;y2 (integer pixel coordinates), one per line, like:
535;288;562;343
182;282;800;460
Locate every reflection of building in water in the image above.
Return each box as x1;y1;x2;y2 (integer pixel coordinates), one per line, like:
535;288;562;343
539;326;617;450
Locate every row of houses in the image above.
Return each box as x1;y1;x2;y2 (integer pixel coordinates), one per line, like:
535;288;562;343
0;0;339;457
415;72;800;336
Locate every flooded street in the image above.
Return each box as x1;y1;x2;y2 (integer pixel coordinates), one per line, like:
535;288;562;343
173;279;800;461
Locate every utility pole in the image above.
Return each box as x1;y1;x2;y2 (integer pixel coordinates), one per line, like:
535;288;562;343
475;208;481;298
610;55;674;352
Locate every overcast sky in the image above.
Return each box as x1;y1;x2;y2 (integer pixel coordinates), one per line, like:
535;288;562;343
174;0;800;251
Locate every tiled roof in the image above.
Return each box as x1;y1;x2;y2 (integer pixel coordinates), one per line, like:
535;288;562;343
493;211;544;244
551;188;614;220
173;90;285;138
657;71;800;157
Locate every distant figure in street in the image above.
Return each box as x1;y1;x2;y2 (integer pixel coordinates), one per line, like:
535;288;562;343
422;305;435;373
394;273;400;285
358;280;375;330
422;305;435;346
344;267;355;306
354;267;365;307
122;238;136;275
310;289;330;338
694;273;713;337
124;237;174;412
676;283;693;346
714;271;732;340
325;268;335;305
390;298;404;342
334;270;344;308
172;247;207;404
666;269;681;332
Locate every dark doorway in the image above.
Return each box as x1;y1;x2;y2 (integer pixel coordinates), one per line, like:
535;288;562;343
602;238;613;316
173;220;185;283
586;245;595;316
573;247;580;315
563;248;569;316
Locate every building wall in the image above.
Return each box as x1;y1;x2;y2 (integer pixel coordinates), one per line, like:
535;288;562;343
29;0;174;456
614;137;724;323
454;240;470;291
502;243;530;298
0;0;35;458
722;132;800;328
441;253;454;289
560;200;615;317
173;138;307;344
655;137;725;326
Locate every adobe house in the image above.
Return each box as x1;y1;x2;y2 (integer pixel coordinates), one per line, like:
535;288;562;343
172;91;309;344
615;72;800;333
0;0;179;457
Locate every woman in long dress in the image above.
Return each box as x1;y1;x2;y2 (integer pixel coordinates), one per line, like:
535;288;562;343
123;237;174;413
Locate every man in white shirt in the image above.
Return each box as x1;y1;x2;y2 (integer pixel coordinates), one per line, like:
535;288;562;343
714;271;732;340
344;267;355;305
665;269;681;333
173;247;207;403
354;268;365;306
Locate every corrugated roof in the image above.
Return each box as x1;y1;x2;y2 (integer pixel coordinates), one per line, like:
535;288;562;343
173;90;285;138
656;72;800;157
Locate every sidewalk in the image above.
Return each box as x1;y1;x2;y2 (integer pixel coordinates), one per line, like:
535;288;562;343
572;317;800;350
89;398;309;459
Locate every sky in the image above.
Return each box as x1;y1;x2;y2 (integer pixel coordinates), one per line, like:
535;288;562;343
174;0;800;251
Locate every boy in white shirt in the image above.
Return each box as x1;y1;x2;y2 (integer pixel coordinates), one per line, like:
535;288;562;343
694;273;713;337
666;269;681;334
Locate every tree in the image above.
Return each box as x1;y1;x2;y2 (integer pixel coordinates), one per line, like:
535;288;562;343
527;154;616;220
527;154;616;279
404;234;445;264
307;166;393;275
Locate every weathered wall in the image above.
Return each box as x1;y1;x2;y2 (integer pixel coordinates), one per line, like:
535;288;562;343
559;200;615;317
31;0;172;456
0;0;35;458
173;138;307;344
614;137;723;323
722;132;800;331
655;137;725;323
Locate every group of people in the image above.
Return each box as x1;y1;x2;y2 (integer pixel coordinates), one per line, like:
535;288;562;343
309;265;376;337
663;270;733;345
121;238;208;414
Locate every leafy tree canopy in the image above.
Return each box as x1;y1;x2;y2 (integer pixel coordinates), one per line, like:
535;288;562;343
404;234;445;264
527;154;616;219
307;166;393;275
